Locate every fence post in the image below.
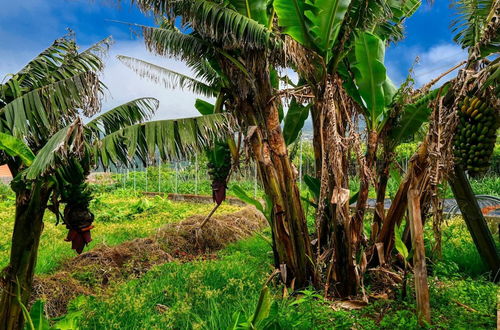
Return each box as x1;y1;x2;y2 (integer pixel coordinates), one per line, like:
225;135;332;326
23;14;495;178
133;164;136;192
145;164;148;192
195;154;199;195
175;161;179;194
158;155;161;193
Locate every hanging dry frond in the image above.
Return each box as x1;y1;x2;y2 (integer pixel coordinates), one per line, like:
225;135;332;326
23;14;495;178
117;55;218;97
25;119;85;180
0;72;102;141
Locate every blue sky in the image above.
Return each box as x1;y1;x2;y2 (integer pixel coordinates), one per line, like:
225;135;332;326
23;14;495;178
0;0;467;119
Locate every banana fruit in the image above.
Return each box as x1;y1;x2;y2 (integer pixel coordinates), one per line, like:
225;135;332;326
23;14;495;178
453;96;499;177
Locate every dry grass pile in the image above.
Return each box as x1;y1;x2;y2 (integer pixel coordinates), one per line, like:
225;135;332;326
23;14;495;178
64;238;173;286
31;272;92;317
156;206;267;254
29;206;265;317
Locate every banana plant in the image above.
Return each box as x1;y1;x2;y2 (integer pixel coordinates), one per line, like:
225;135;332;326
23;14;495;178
272;0;420;297
0;35;235;327
0;36;109;328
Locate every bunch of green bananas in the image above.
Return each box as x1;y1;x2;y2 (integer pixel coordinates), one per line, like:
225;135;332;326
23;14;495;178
453;96;499;176
207;142;231;182
207;142;232;204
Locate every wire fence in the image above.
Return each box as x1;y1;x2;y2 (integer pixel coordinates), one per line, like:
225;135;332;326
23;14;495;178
89;135;319;198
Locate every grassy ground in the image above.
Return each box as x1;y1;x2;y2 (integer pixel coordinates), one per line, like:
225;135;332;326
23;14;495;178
0;186;498;329
0;189;240;275
73;231;497;329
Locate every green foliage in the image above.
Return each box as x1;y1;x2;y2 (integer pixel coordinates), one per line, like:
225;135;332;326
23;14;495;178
194;99;215;115
0;191;241;274
75;236;272;329
228;0;268;25
52;296;85;329
86;97;159;136
1;72;100;138
469;175;500;196
451;0;498;55
231;184;272;224
274;0;350;63
0;132;35;166
352;31;388;131
303;174;320;199
230;285;273;329
249;286;273;326
283;98;310;145
97;113;234;167
68;227;497;329
304;0;350;61
27;300;50;330
25;122;84;180
394;223;409;260
438;216;494;277
388;87;443;147
273;0;314;50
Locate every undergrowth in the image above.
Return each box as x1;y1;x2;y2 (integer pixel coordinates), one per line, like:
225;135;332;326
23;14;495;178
72;232;497;329
0;186;497;328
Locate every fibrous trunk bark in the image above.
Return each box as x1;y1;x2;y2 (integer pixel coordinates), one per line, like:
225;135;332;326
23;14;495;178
311;104;331;252
314;80;359;297
352;130;378;247
376;140;429;260
247;104;315;287
408;187;431;326
0;183;50;330
224;53;315;288
448;165;500;280
371;149;393;241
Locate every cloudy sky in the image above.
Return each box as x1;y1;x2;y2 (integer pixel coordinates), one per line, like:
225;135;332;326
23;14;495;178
0;1;468;120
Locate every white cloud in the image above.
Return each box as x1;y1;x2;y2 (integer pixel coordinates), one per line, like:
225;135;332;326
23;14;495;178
412;43;467;87
386;43;467;88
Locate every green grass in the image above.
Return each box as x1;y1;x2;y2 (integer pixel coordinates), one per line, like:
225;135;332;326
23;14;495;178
0;189;241;275
0;184;498;328
71;230;497;329
74;235;272;329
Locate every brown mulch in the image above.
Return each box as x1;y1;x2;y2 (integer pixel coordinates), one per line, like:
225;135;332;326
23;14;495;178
29;206;266;317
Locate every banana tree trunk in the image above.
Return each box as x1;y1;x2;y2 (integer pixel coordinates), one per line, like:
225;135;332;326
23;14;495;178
371;149;393;241
352;130;378;247
407;187;431;325
314;90;359;297
448;165;500;280
311;107;323;178
311;104;332;252
247;101;316;288
0;183;50;330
